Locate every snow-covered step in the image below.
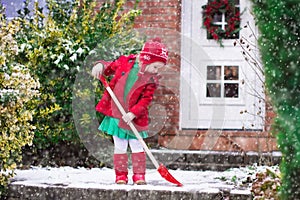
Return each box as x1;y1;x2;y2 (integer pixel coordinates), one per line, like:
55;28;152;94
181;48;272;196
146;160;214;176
5;166;262;199
7;184;251;200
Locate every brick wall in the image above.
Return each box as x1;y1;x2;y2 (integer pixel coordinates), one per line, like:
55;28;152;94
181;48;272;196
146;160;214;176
131;0;183;148
133;0;181;31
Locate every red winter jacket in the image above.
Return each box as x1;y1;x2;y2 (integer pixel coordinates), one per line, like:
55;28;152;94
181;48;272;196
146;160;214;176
95;54;160;131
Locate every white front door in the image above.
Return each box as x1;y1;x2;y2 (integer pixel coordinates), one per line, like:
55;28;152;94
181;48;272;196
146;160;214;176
180;0;264;130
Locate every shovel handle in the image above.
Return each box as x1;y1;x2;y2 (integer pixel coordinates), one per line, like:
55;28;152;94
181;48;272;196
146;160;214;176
99;76;160;169
99;76;109;88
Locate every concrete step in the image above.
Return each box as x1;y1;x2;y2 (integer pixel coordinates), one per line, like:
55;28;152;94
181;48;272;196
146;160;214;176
148;149;282;171
6;150;281;200
7;184;251;200
7;166;253;200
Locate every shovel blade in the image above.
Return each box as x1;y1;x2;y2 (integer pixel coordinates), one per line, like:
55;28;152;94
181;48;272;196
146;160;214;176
157;163;183;187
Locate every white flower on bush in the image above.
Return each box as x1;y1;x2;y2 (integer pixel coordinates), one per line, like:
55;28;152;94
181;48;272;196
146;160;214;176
4;73;10;80
19;43;33;53
64;64;69;70
1;64;40;102
54;53;65;65
88;49;97;55
76;47;84;55
70;53;77;62
1;34;18;55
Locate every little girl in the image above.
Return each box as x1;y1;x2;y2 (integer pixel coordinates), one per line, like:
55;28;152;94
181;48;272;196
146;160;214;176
92;38;168;185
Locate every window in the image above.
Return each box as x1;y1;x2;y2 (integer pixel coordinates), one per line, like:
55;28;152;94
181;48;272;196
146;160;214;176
206;65;239;98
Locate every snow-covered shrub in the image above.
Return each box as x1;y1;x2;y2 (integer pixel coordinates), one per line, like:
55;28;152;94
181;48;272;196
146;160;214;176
13;0;142;148
251;168;281;200
252;0;300;198
0;6;39;195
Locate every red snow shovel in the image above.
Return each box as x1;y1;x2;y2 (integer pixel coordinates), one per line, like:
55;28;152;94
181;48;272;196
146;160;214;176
100;76;183;187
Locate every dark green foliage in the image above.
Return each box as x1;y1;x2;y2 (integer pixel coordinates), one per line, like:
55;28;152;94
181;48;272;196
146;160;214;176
251;0;300;198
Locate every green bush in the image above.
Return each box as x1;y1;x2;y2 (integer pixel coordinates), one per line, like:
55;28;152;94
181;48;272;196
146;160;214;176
0;6;39;195
14;0;142;148
251;0;300;199
0;0;143;194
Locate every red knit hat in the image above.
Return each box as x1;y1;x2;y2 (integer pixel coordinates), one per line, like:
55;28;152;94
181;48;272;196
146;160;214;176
139;37;168;73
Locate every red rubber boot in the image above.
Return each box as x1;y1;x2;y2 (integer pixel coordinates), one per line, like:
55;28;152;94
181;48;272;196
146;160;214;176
132;152;146;185
114;154;128;184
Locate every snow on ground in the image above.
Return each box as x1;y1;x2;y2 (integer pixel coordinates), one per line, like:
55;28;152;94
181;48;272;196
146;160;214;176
10;164;278;193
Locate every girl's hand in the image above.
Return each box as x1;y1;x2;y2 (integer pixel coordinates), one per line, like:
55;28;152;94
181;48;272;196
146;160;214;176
92;63;104;79
122;112;136;124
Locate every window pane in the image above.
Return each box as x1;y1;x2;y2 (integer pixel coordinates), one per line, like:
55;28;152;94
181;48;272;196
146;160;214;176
207;83;221;97
212;12;223;23
224;83;239;98
224;66;239;80
207;66;221;80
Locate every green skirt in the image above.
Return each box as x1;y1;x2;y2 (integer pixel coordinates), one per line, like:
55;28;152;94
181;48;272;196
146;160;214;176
99;116;148;140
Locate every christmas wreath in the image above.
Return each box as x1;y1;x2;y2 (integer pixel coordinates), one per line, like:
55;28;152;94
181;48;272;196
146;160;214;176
202;0;241;46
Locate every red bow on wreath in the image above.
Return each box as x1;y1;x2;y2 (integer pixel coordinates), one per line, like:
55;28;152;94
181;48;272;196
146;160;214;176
202;0;242;47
